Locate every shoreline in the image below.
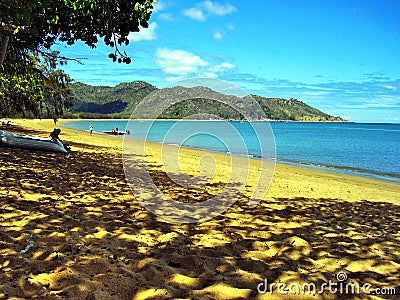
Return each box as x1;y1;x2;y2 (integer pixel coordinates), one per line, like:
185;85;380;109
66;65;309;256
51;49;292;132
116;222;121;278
60;118;400;183
59;117;354;123
6;118;400;203
58;117;400;125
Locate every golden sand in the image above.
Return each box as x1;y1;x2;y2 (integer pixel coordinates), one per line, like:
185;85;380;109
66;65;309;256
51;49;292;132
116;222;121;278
0;119;399;299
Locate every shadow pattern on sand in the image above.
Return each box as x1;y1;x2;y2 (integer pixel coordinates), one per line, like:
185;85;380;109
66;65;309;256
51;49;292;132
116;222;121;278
1;127;400;299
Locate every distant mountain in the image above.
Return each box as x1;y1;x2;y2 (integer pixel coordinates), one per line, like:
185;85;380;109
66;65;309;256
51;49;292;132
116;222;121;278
69;81;157;118
251;95;344;121
68;81;347;121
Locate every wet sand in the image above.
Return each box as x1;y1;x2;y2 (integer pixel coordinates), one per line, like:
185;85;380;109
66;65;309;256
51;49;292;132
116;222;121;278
0;119;399;299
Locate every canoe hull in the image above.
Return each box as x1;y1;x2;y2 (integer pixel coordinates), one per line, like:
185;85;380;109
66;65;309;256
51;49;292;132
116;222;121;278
104;131;130;135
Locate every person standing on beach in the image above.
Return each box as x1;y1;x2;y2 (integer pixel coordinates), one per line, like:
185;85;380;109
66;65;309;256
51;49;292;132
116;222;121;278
89;124;93;135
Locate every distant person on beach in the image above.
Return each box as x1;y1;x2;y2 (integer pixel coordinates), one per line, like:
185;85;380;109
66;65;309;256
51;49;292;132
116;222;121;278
89;124;93;135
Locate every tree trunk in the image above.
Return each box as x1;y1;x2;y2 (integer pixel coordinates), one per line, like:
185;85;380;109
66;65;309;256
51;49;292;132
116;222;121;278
0;35;10;66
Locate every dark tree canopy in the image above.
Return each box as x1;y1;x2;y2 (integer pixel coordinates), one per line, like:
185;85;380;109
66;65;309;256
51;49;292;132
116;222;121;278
0;0;155;118
0;0;155;65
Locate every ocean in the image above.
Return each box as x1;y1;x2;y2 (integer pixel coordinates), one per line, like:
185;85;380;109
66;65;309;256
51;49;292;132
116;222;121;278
62;120;400;182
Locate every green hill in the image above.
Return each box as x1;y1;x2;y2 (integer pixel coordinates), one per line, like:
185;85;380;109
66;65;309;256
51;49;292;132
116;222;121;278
69;81;157;118
68;81;347;122
251;95;343;121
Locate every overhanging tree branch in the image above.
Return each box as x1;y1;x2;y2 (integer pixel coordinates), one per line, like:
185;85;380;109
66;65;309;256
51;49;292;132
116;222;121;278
0;0;155;118
37;49;87;65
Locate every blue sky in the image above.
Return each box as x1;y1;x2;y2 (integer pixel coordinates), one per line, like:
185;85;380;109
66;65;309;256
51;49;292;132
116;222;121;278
54;0;400;123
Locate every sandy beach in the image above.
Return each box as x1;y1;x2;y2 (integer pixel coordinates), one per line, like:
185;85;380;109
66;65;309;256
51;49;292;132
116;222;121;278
1;119;399;299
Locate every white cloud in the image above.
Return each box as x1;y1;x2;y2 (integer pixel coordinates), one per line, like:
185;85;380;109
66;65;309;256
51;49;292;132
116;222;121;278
213;30;224;40
204;62;236;77
183;1;237;21
210;62;235;73
128;22;158;41
152;1;166;13
182;7;206;21
158;13;174;21
201;72;219;78
153;1;175;21
213;23;236;40
203;1;237;16
156;48;209;76
155;48;235;78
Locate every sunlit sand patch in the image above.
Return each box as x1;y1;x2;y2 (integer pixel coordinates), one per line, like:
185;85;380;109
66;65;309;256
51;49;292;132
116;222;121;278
133;288;171;300
169;273;201;288
197;282;252;299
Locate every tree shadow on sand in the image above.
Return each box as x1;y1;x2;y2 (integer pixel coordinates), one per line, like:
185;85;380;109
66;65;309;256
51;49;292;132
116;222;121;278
0;129;399;299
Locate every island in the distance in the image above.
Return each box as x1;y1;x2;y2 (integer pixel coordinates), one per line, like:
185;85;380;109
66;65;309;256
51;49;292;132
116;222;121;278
68;81;348;122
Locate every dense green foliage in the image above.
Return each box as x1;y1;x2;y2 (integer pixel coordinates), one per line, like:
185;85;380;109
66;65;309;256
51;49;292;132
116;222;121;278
69;81;347;121
0;51;73;119
0;0;154;65
0;0;155;118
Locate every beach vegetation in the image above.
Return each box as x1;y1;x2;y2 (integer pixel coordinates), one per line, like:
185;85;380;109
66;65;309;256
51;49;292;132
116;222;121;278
0;0;155;66
0;0;155;118
0;51;73;119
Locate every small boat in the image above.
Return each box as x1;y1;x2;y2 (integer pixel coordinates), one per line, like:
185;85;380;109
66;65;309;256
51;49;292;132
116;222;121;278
104;130;130;136
0;129;70;153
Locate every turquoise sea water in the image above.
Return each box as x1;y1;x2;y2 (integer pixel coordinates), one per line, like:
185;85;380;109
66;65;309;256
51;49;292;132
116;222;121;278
62;120;400;182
